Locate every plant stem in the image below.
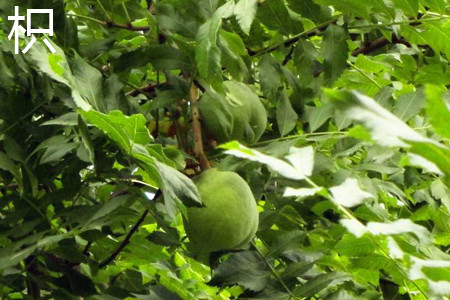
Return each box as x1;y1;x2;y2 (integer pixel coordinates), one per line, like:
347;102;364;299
99;209;149;268
67;13;150;32
348;15;450;29
96;0;112;20
347;60;382;89
251;241;297;299
121;2;132;23
252;15;342;57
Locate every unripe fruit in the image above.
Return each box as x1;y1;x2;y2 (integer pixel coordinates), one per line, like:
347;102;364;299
183;168;259;254
198;81;267;145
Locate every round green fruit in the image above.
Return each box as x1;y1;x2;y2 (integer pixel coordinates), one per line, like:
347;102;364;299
183;168;259;254
198;81;267;145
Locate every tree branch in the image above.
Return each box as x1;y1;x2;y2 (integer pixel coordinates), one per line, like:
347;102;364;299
189;82;211;171
282;46;295;66
126;82;159;97
67;14;150;32
98;190;161;268
250;16;341;57
352;35;410;56
99;210;149;268
25;256;41;299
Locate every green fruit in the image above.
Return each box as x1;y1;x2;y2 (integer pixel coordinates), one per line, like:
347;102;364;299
198;81;267;144
183;168;259;254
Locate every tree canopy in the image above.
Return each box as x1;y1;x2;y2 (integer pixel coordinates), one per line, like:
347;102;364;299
0;0;450;299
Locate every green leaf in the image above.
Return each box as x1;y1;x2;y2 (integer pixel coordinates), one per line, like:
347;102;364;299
71;53;105;112
222;142;314;180
391;0;419;16
422;22;450;59
287;0;332;24
335;234;377;256
210;251;270;292
234;0;258;34
154;161;202;218
329;178;374;208
393;89;425;121
27;42;91;110
148;45;194;71
426;85;450;140
156;3;198;38
304;104;334;132
276;92;298;136
259;54;282;100
79;110;153;154
327;90;434;147
315;0;371;19
293;272;351;297
322;25;349;86
257;0;302;36
196;13;223;80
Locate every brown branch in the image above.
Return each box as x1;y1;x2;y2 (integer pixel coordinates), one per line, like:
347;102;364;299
82;241;93;257
105;20;150;32
282;46;295;66
99;209;149;268
189;82;211;171
25;256;40;299
98;190;161;268
67;14;150;32
127;82;158;97
352;35;410;56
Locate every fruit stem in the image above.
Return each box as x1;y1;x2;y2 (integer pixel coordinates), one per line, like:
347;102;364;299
189;81;211;171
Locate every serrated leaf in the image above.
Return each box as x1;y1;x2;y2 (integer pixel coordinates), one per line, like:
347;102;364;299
286;0;332;24
196;13;222;80
210;251;270;292
393;89;425;121
221;142;311;180
330;178;374;208
304;104;334;132
283;187;323;198
426;85;450;140
293;272;351;297
257;0;302;36
335;234;377;256
276;92;298;136
79;110;153;154
322;25;349;86
327;90;435;147
259;54;282;100
234;0;258;34
71;53;105;112
391;0;419;16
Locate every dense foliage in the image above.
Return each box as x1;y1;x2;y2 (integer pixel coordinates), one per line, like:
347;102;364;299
0;0;450;299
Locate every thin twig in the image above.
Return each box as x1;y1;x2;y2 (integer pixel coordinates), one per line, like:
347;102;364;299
98;190;161;268
347;61;382;89
25;256;41;299
1;101;48;135
67;13;150;32
251;16;342;57
282;46;295;66
251;241;296;299
99;209;149;268
352;35;410;56
348;15;450;29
